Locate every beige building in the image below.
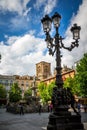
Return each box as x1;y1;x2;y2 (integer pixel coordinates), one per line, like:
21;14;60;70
15;75;33;91
0;74;40;97
15;75;40;97
0;75;15;91
36;61;51;80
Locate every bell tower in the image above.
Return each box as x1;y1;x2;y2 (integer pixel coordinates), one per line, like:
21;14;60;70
36;61;51;80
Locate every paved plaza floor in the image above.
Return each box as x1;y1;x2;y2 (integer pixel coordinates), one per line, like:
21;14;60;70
0;108;87;130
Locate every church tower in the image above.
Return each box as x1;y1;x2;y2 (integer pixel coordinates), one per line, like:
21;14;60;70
36;61;51;80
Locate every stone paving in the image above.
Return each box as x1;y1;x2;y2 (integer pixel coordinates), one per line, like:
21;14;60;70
0;108;87;130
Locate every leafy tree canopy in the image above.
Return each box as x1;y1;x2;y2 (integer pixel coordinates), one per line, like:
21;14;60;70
64;53;87;97
63;77;80;95
0;84;7;98
75;53;87;97
24;89;32;100
38;81;55;103
9;83;22;102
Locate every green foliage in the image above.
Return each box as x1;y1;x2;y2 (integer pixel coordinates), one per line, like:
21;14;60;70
0;84;7;98
75;53;87;97
48;81;55;97
64;53;87;97
24;89;32;100
38;81;55;103
9;83;22;102
63;77;80;95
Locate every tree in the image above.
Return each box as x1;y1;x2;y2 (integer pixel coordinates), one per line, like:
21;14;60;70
48;81;55;98
63;53;87;97
38;82;55;103
38;82;48;103
75;53;87;97
24;89;32;100
9;83;22;102
0;84;7;98
63;77;80;95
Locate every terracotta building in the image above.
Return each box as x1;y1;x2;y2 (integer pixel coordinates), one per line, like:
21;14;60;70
36;63;75;85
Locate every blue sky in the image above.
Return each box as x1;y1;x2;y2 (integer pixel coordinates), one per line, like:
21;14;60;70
0;0;87;76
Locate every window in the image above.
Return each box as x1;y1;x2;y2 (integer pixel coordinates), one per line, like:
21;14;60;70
37;66;41;73
26;81;29;87
44;65;48;72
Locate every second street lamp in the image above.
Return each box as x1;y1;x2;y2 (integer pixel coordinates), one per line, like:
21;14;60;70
41;12;84;130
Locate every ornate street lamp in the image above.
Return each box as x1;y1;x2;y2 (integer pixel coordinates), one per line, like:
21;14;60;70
41;12;84;130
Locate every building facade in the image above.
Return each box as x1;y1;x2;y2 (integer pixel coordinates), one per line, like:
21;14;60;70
41;65;75;85
0;61;75;98
0;75;15;91
15;75;40;97
0;74;40;97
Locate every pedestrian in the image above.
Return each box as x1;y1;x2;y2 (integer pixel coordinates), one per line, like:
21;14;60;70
77;101;81;113
19;103;24;115
49;103;53;112
38;104;42;115
6;102;10;112
84;104;87;113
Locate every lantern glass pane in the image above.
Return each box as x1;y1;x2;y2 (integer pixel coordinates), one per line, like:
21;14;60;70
53;17;60;27
43;20;51;32
73;29;79;40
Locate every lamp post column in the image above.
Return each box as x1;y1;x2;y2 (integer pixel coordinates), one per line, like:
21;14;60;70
55;27;63;87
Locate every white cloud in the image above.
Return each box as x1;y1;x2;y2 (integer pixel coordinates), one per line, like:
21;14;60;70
34;0;57;15
61;0;87;68
34;0;46;10
44;0;57;14
10;15;29;31
5;35;21;45
23;8;31;16
0;34;55;75
0;0;31;31
0;0;30;15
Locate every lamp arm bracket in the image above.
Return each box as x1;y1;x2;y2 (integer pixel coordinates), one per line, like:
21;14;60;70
61;40;79;51
61;42;71;51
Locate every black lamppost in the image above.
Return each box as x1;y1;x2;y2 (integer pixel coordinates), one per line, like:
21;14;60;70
41;12;84;130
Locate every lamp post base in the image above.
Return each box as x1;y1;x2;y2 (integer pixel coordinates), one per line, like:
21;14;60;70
47;110;85;130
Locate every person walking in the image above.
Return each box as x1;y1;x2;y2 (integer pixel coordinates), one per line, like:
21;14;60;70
77;101;81;113
49;103;53;112
84;104;86;112
19;103;24;115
